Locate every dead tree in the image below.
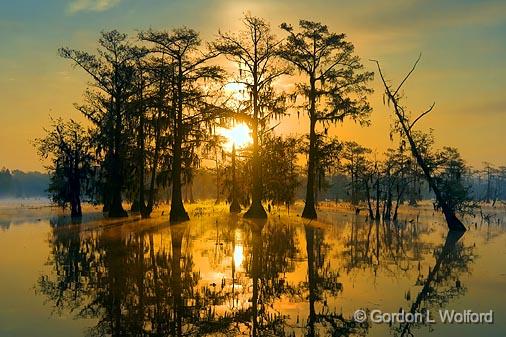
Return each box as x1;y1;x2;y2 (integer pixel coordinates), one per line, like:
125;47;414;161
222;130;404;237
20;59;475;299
372;55;466;231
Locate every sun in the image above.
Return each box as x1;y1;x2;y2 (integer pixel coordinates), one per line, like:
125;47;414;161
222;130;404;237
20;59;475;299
218;123;252;150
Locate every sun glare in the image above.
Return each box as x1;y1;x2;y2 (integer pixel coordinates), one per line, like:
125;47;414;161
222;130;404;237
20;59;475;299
219;123;252;150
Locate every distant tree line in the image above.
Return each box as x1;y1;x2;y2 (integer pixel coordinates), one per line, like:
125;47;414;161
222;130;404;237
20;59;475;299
0;168;49;198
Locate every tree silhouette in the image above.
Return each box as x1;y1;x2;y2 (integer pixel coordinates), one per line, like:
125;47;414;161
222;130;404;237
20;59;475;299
373;55;467;230
60;30;146;217
34;118;93;217
214;14;288;218
140;27;224;223
280;20;373;219
340;141;371;207
141;51;175;217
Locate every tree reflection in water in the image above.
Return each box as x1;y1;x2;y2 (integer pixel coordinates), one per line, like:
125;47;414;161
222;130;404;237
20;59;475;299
302;224;368;337
341;215;436;276
393;230;473;337
339;215;475;336
36;214;474;337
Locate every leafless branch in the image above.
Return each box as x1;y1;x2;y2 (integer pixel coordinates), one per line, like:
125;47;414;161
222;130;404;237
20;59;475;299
409;102;435;131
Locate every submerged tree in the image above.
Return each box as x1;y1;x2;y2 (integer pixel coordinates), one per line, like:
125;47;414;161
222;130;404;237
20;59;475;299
34;118;93;217
214;15;288;218
140;27;223;223
280;20;373;219
373;56;467;230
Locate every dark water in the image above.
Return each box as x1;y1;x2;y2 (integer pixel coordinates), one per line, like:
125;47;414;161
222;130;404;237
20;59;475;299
0;203;505;337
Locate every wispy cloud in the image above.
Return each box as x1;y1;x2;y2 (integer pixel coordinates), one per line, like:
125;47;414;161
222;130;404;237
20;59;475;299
67;0;121;15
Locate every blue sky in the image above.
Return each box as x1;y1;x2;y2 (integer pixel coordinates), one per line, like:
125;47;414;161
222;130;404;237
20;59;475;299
1;0;505;170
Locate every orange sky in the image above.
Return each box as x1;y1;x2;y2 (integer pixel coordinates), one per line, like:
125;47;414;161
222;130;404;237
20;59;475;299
1;0;505;171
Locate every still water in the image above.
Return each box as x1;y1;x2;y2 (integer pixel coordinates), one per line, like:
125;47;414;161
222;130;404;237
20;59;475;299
0;202;505;337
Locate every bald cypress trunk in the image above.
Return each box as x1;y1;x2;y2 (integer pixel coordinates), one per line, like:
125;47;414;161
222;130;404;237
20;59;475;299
302;76;318;219
169;59;189;223
302;116;318;219
244;58;267;219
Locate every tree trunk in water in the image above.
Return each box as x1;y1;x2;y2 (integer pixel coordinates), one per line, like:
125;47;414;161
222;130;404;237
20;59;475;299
170;60;189;223
412;144;465;231
364;178;375;220
393;183;404;222
108;154;127;217
383;169;392;220
109;92;127;218
375;176;381;221
244;118;267;218
70;192;82;218
392;100;466;231
109;186;127;216
70;162;82;218
302;116;318;219
170;140;189;223
139;101;147;218
244;63;267;219
145;111;162;217
145;165;157;217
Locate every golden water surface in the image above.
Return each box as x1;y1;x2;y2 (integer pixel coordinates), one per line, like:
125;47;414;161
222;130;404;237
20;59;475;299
0;202;505;337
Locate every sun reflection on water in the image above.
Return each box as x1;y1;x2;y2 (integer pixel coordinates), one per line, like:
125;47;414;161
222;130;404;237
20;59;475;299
233;229;244;269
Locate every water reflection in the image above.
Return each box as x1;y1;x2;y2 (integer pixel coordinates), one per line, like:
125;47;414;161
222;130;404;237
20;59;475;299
394;230;472;337
342;216;434;276
303;224;368;337
37;213;481;337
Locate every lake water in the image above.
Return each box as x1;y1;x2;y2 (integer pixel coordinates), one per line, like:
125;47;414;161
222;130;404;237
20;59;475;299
0;202;505;337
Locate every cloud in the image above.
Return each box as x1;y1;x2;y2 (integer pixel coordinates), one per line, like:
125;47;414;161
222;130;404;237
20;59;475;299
67;0;121;14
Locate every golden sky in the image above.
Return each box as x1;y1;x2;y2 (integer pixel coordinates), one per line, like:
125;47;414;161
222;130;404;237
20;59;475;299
1;0;505;171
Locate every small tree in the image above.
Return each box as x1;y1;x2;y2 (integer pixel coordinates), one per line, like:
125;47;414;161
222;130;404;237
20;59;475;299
280;20;373;219
34;118;93;217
